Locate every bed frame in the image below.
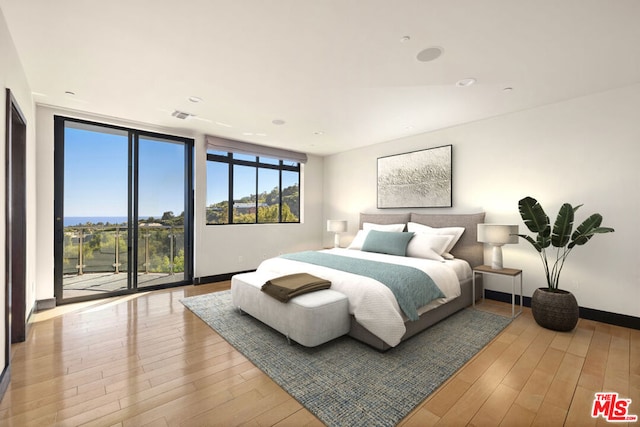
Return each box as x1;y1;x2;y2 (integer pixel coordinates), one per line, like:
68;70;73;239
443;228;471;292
350;211;486;351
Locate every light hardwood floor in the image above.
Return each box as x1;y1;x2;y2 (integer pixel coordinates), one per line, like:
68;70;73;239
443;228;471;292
1;282;638;426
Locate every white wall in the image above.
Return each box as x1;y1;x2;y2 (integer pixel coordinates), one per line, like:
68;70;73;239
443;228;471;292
324;84;640;318
34;106;325;299
1;6;36;369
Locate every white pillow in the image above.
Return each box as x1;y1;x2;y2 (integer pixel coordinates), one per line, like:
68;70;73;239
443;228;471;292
347;230;369;250
363;222;405;232
407;222;465;259
406;233;453;261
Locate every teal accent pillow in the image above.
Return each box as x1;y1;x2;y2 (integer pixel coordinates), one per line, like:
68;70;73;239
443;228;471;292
361;230;415;256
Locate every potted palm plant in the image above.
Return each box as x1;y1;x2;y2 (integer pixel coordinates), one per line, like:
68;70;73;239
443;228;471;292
517;196;614;331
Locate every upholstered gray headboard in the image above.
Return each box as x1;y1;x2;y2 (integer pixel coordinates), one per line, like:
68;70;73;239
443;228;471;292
359;212;485;267
359;212;411;230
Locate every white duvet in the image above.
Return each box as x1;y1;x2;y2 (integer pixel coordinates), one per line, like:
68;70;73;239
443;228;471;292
256;248;470;347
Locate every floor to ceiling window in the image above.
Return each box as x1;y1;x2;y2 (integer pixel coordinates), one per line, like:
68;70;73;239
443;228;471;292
54;117;194;304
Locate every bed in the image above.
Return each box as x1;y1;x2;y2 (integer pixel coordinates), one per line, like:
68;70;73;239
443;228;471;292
251;212;485;351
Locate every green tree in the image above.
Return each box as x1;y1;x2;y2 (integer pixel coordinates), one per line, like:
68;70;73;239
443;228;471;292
173;249;185;272
281;203;298;222
282;183;299;220
233;210;255;223
258;204;279;223
207;202;229;224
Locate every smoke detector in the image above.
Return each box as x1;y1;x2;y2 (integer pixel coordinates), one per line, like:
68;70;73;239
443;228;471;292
171;110;194;120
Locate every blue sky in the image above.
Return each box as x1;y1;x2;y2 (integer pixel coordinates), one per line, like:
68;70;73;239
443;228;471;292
64;127;185;218
64;125;298;217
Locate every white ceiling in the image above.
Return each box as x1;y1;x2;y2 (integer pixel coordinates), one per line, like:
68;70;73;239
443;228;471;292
2;0;639;156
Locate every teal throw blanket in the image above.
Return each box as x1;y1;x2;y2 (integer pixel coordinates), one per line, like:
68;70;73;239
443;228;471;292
280;251;445;321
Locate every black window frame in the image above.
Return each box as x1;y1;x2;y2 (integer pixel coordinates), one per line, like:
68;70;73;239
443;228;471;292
206;151;301;225
53;115;195;305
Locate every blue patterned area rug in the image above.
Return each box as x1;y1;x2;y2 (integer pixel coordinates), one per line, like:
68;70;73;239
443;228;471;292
181;291;511;427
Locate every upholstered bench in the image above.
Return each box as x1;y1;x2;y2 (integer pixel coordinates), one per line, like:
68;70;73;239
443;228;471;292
231;271;350;347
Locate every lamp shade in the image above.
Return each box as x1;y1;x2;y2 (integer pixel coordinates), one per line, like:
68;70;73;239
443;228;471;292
327;220;347;233
477;224;519;245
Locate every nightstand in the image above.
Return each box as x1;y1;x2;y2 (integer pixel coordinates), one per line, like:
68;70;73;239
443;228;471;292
472;265;523;318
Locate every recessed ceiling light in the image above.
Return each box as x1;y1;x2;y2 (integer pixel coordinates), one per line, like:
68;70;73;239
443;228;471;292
64;91;76;96
502;87;514;92
416;47;443;62
400;36;411;43
456;78;477;87
188;96;202;103
313;131;324;135
272;119;286;125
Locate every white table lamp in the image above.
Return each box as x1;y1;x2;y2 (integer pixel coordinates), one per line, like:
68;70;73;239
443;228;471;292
477;224;519;269
327;220;347;248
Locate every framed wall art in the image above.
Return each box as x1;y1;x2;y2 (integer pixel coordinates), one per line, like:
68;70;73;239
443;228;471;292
377;144;452;208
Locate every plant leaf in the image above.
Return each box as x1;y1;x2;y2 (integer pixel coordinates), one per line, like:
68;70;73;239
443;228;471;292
569;214;614;247
518;197;551;240
551;203;574;247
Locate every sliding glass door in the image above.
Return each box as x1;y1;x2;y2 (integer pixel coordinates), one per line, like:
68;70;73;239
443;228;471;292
136;135;189;288
54;117;193;304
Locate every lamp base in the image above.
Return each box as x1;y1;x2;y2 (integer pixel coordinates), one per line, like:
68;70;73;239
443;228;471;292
334;233;340;248
491;245;504;270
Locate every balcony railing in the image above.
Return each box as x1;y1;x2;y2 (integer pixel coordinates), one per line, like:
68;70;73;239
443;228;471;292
63;224;185;276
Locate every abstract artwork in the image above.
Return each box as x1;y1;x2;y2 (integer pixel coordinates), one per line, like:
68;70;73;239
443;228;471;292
377;144;452;208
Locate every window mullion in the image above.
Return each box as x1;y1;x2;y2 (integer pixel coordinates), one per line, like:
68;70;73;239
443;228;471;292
279;161;283;222
228;154;233;224
254;164;259;223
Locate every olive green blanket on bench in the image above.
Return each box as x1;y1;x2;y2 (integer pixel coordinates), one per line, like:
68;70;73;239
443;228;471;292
261;272;332;302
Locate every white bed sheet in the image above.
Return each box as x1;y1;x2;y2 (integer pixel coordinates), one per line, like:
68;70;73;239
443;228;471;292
256;248;470;347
